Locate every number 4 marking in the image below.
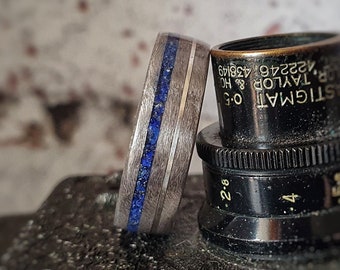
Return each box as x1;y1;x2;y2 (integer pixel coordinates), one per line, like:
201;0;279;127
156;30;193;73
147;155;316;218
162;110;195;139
281;193;300;203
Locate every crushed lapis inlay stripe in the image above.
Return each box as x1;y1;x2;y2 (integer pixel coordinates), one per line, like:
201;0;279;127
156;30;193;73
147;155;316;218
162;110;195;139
127;36;179;232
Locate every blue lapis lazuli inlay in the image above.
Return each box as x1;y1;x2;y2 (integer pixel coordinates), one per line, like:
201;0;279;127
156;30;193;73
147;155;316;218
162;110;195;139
127;36;179;232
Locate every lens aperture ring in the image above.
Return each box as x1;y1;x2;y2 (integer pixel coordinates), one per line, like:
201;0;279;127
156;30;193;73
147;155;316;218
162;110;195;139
203;162;340;216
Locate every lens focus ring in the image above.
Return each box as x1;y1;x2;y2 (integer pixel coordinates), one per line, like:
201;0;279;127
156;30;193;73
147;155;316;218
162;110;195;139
197;33;340;257
197;123;340;170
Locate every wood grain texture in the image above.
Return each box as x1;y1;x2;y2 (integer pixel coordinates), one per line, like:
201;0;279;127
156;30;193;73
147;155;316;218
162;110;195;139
114;34;166;229
155;42;210;233
139;38;191;232
114;33;210;233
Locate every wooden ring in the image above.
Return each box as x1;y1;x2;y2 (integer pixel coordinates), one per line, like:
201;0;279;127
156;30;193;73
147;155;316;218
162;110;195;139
114;33;210;234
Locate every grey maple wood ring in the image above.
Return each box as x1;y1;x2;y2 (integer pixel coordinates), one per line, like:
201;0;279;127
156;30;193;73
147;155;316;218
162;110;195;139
114;33;210;234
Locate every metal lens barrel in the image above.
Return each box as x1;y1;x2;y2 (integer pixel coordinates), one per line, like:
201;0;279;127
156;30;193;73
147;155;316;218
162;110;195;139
197;33;340;257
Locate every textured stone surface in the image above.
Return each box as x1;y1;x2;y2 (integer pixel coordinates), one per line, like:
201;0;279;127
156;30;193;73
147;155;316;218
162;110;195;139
0;214;33;255
1;174;340;269
1;0;340;215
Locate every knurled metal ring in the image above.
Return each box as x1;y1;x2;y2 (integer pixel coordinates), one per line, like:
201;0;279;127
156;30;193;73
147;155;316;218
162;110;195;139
197;123;340;170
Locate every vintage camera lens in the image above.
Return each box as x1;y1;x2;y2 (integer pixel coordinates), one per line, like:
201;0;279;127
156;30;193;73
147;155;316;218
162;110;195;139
197;33;340;257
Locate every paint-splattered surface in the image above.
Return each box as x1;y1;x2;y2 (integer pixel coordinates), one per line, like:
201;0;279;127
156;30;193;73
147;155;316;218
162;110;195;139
0;0;340;215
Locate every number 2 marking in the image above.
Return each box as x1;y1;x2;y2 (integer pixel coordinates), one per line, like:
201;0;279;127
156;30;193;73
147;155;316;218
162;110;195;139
220;190;231;201
220;178;231;208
